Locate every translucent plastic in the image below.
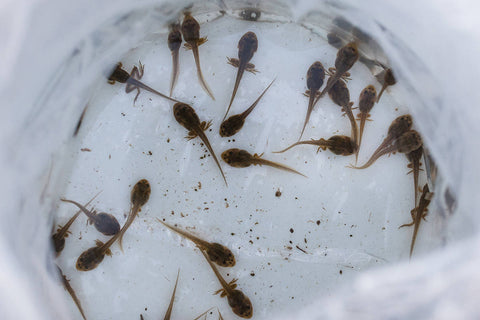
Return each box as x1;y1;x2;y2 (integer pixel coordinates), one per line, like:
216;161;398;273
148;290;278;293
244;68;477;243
1;0;480;319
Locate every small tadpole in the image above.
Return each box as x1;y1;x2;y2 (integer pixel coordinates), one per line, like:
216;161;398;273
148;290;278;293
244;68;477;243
240;8;261;21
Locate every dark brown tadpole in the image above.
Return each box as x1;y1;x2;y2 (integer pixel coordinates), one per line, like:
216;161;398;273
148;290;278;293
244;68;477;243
57;266;87;320
399;184;434;258
274;135;355;156
158;219;235;267
299;61;326;140
108;62;181;104
52;213;79;256
221;148;306;177
173;103;227;186
200;250;253;319
117;178;151;251
376;68;396;103
356;114;413;167
349;130;422;170
317;42;359;101
76;179;151;271
60;198;120;236
220;78;274;137
52;192;101;256
168;23;182;97
328;79;358;148
75;240;111;272
356;85;377;162
181;12;215;100
224;31;259;120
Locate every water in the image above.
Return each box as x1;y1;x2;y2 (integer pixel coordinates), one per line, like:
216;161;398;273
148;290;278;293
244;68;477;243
53;10;437;320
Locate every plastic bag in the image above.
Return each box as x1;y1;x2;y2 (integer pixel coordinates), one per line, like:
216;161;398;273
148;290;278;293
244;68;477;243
1;0;479;319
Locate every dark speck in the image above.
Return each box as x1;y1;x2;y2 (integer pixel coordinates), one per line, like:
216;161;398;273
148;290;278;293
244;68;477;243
289;228;294;233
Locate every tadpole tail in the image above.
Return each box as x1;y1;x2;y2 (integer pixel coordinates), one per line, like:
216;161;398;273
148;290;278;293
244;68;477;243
410;186;432;259
373;135;394;160
59;268;87;320
224;62;246;120
55;211;81;241
241;78;275;119
58;191;102;235
127;78;180;103
116;215;133;253
348;143;397;170
169;50;180;97
192;45;215;100
197;129;228;186
61;199;95;220
317;74;340;102
273;139;325;154
299;93;317;141
254;158;307;178
356;113;369;164
164;269;180;320
413;163;419;209
376;84;387;103
157;219;210;248
109;223;125;253
344;106;359;150
199;248;232;295
115;203;140;253
410;209;421;259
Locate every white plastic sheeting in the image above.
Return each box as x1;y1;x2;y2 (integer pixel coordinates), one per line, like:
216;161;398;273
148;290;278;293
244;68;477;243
1;0;479;319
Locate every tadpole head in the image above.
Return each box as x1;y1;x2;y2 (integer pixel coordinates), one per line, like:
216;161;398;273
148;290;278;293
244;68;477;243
168;27;182;51
336;42;359;71
207;243;236;267
228;290;253;318
328;135;355;155
76;246;105;271
238;31;258;61
219;115;244;137
306;61;326;91
181;13;200;42
388;114;413;138
94;213;121;236
52;235;65;255
396;130;423;154
384;68;396;86
131;179;151;207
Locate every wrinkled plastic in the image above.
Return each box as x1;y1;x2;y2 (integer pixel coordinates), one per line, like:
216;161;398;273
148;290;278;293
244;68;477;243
1;0;480;319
